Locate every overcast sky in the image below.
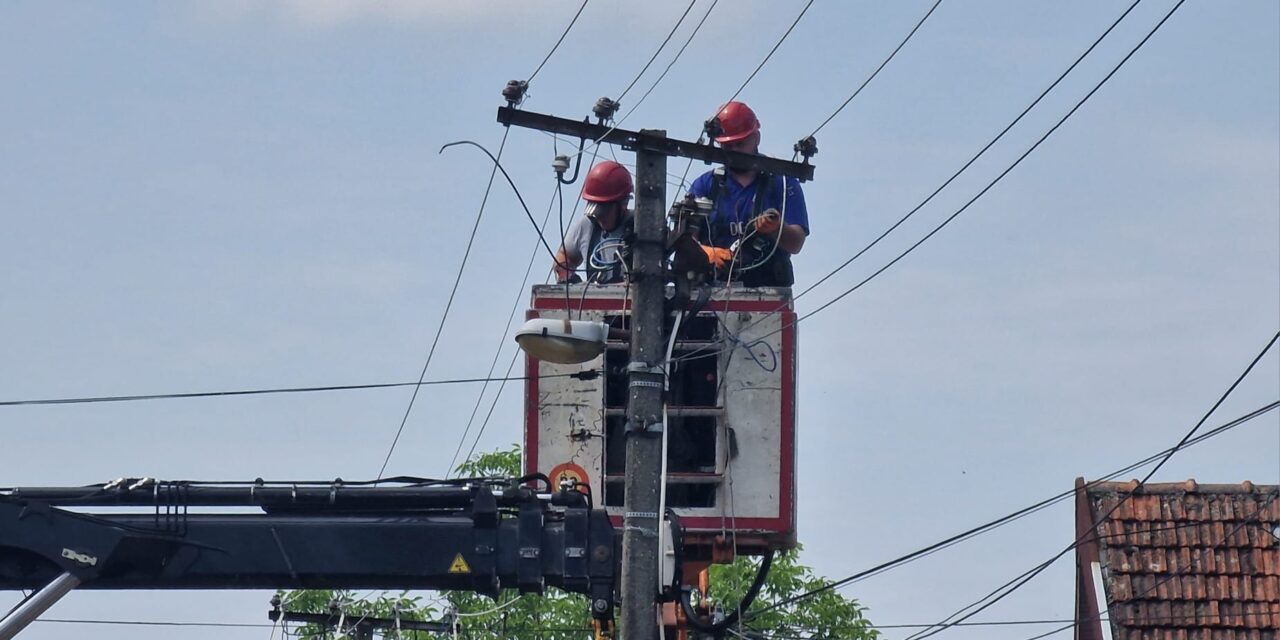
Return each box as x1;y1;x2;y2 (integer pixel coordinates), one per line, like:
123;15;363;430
2;1;1277;638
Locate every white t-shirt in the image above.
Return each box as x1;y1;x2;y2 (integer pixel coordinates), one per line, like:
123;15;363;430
562;212;631;283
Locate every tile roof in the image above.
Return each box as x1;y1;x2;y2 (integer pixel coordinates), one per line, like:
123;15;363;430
1075;479;1280;640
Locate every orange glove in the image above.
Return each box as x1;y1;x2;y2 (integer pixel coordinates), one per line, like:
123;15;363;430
753;208;781;236
701;245;733;269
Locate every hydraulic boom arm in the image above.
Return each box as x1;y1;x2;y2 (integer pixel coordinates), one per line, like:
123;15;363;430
0;478;617;639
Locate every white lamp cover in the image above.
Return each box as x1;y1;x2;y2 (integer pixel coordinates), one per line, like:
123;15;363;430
514;318;608;364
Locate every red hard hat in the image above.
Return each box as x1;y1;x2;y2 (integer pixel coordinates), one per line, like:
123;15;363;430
582;161;633;203
713;101;760;143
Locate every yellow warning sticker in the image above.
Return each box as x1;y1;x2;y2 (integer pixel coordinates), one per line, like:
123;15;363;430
448;553;471;574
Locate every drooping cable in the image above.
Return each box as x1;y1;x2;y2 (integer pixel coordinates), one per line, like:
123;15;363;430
438;140;560;263
377;129;511;479
682;550;776;634
656;311;685;594
445;185;560;477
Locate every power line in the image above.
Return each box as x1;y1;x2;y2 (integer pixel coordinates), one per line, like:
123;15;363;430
747;398;1279;619
460;335;531;471
904;322;1274;640
0;371;601;407
745;607;1280;640
1012;489;1280;640
446;183;560;477
674;0;1182;367
570;0;720;163
795;0;1141;305
35;607;1280;634
526;0;591;84
806;0;945;138
377;128;512;479
379;0;602;477
724;0;817;106
615;0;699;104
800;0;1180;331
620;0;721;123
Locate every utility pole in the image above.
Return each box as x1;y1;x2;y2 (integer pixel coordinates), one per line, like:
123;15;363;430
621;134;668;640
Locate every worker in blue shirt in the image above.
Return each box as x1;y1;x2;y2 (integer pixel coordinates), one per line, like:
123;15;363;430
687;101;809;287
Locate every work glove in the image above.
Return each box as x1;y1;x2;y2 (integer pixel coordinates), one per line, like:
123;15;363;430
753;208;781;236
701;245;733;269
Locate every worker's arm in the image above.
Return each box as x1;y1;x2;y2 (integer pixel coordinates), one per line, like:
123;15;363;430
554;246;583;282
754;209;807;255
779;223;806;254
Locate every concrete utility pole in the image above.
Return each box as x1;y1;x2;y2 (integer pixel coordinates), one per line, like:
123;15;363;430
621;133;668;640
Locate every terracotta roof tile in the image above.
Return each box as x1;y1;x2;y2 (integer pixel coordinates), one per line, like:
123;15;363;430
1079;480;1280;640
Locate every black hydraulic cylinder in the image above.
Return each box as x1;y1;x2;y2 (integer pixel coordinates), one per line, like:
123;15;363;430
1;483;518;512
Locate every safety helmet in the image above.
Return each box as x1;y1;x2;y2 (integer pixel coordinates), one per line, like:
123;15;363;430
713;101;760;143
582;161;633;203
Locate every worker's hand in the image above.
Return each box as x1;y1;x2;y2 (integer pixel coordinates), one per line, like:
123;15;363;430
701;245;733;269
753;209;781;236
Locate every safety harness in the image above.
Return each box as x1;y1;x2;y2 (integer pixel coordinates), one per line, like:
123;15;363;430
705;168;794;287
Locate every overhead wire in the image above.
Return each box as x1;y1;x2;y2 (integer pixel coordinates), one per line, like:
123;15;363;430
0;371;602;407
444;184;561;477
806;0;945;138
738;604;1280;639
619;0;721;123
376;128;511;479
31;605;1280;634
394;0;593;476
615;0;700;104
570;0;719;163
723;0;817;106
902;323;1274;640
746;398;1279;619
671;0;1180;367
793;0;1142;305
678;0;1145;362
1011;489;1280;640
525;0;591;84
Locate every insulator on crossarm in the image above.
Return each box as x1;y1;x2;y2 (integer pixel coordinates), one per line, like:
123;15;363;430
593;96;620;123
552;154;571;176
703;116;724;143
794;136;818;163
503;80;529;106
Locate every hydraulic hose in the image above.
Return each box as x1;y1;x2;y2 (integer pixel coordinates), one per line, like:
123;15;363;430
680;549;775;635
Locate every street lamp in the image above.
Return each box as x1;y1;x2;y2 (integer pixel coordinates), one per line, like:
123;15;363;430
514;318;608;364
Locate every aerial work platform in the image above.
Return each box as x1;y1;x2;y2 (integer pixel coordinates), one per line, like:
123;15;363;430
524;283;798;556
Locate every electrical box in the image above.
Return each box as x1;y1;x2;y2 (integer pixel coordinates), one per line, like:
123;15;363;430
523;284;797;554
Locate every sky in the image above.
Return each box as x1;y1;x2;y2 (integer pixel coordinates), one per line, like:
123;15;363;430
1;1;1277;638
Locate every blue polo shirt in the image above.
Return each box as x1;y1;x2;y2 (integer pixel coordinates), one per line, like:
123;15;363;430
688;170;809;248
